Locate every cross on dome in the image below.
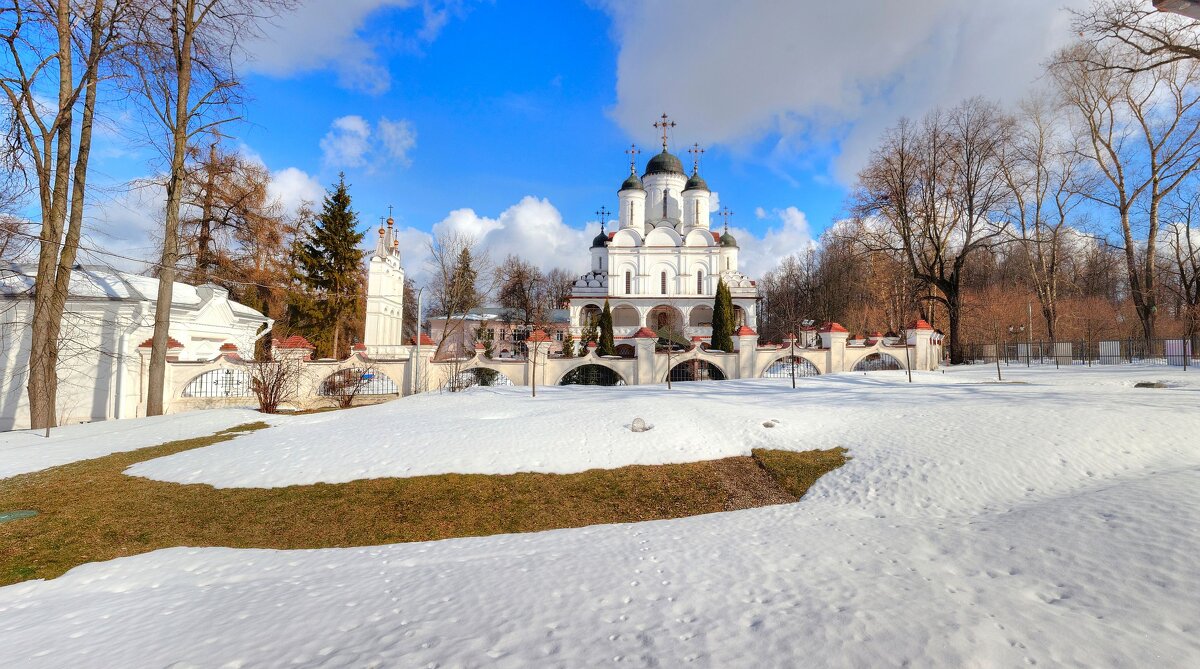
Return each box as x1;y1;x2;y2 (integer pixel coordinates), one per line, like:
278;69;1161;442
624;144;641;174
688;143;705;173
653;113;676;150
720;206;734;234
596;205;611;231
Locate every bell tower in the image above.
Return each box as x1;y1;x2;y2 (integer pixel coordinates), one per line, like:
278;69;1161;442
364;212;406;356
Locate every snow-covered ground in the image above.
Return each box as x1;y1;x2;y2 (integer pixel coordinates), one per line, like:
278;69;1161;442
0;408;276;479
2;366;1199;667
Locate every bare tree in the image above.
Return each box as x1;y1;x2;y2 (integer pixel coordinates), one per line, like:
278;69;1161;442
319;364;381;409
852;99;1013;363
247;354;305;414
1051;41;1200;342
427;230;489;360
131;0;292;416
1000;94;1091;341
495;254;547;326
1073;0;1200;73
1;0;131;429
1164;185;1200;339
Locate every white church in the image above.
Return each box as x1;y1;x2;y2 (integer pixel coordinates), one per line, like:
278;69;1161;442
569;116;759;346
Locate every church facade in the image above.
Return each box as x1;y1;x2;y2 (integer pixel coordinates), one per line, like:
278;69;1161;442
568;125;758;348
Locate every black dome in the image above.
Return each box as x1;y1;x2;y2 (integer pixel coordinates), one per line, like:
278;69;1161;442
720;231;738;248
645;149;685;175
684;170;708;192
591;231;609;248
620;173;644;191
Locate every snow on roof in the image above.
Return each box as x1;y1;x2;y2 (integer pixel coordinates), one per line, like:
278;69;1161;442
0;264;265;319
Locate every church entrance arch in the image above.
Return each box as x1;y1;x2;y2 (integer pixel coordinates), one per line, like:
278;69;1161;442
446;367;516;391
688;305;713;327
852;352;904;372
648;305;684;332
762;356;820;379
667;359;725;383
580;304;602;326
558;364;626;386
612;305;639;328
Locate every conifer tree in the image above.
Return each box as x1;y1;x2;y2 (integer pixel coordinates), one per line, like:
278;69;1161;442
561;330;575;358
579;317;598;353
291;174;365;358
711;278;735;352
598;299;616;356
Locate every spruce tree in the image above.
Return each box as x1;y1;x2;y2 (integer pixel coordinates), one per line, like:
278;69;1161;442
598;299;616;356
710;278;735;352
561;330;575;358
291;174;365;358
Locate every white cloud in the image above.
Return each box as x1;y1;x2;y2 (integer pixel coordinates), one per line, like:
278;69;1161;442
599;0;1091;182
754;207;767;220
319;115;418;170
377;118;418;166
245;1;460;94
269;167;325;217
430;196;592;276
734;206;815;280
320;115;373;168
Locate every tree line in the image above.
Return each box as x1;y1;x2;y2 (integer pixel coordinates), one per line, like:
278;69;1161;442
760;1;1200;364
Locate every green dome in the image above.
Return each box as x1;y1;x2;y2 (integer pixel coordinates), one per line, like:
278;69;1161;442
683;170;708;192
720;231;738;247
644;149;685;175
620;173;644;191
591;231;609;248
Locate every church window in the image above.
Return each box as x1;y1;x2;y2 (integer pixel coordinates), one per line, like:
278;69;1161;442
625;271;631;294
726;258;730;270
661;272;667;295
697;270;704;294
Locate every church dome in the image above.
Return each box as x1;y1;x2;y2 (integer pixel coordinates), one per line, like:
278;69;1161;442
620;173;644;191
645;149;685;175
683;170;708;192
591;231;610;248
720;231;738;247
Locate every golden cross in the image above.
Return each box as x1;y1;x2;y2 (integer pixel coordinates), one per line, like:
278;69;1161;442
653;113;676;150
687;143;705;172
624;143;641;174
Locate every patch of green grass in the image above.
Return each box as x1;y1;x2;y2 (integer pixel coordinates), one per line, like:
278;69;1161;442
752;447;849;498
0;424;846;586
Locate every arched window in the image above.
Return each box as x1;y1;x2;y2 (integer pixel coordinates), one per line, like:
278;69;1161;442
726;258;730;270
625;271;631;294
661;271;667;295
696;270;704;294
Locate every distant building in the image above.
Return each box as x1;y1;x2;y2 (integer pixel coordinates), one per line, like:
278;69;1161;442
1155;0;1200;20
0;265;270;430
569;118;758;349
428;308;571;359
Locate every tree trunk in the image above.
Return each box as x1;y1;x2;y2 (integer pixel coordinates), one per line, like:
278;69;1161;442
946;285;964;365
146;11;195;416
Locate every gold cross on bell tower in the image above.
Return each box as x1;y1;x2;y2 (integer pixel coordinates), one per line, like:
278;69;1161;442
687;143;705;173
653;113;676;150
624;144;641;174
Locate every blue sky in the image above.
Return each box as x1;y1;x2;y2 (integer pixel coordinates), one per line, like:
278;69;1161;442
82;0;1093;283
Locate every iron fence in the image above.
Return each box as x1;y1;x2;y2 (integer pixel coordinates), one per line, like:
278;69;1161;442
962;338;1198;369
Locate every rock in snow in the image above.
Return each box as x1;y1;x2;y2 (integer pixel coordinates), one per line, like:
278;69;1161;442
1;366;1198;667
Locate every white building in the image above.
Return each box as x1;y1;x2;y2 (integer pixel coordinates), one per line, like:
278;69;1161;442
0;265;270;430
569;129;758;348
363;216;406;359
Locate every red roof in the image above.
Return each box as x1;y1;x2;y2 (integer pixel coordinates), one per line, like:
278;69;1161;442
819;322;848;333
908;319;933;330
274;335;316;349
138;337;184;349
527;329;551;342
735;325;757;336
711;232;720;241
633;327;659;338
352;343;367;351
586;341;598;347
219;342;238;352
607;232;616;240
409;333;436;346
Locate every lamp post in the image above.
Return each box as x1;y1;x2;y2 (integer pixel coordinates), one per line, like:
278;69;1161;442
1008;324;1026;366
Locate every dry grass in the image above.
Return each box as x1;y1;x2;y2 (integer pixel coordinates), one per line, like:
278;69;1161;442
0;423;846;586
